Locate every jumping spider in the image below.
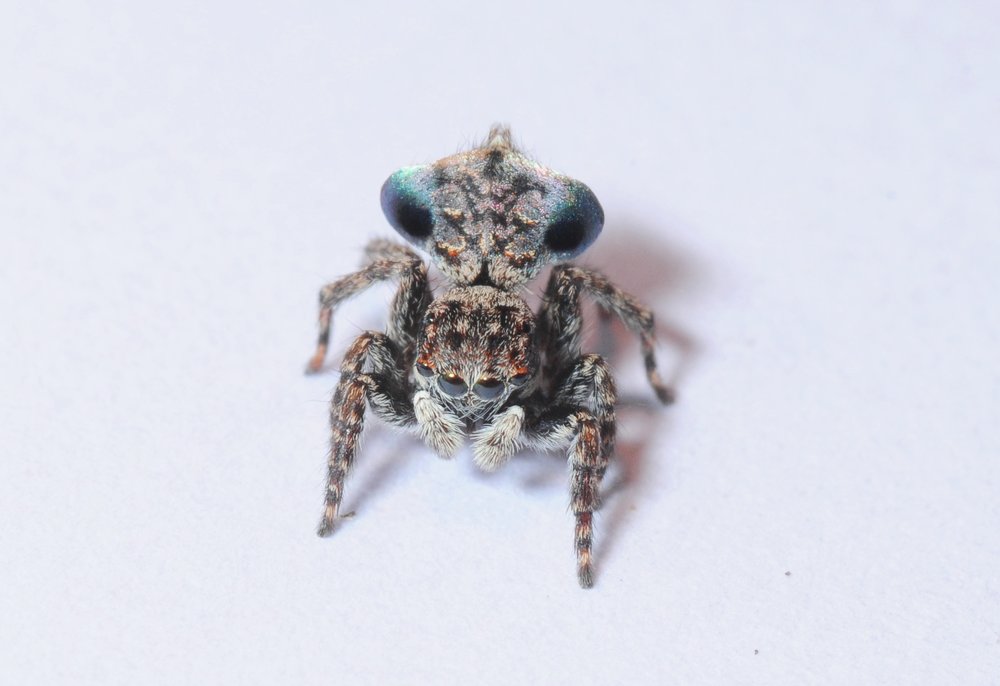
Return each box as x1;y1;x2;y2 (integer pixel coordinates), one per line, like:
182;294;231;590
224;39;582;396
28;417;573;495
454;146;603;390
305;126;673;588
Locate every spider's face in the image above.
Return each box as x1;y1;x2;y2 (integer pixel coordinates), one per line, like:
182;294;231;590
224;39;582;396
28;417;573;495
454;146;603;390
380;126;604;288
413;286;537;420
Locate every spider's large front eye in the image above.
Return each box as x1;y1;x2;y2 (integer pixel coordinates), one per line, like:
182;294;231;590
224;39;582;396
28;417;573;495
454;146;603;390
473;378;505;400
416;362;434;378
510;371;530;388
438;373;468;397
543;182;604;258
380;168;434;244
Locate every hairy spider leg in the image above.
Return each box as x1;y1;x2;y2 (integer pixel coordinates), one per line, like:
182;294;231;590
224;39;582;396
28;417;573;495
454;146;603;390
526;354;617;588
306;240;431;373
317;331;416;537
539;264;674;404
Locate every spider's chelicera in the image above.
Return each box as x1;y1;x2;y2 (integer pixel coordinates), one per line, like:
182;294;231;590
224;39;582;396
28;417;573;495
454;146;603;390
305;126;673;588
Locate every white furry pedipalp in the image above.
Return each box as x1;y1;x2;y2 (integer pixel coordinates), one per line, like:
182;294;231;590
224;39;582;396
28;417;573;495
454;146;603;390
413;390;464;458
472;405;525;472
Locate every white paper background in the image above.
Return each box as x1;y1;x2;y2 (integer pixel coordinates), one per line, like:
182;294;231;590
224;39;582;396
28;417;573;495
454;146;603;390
2;2;998;684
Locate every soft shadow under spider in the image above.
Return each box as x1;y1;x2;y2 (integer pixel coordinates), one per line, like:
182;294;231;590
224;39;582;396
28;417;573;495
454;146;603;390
338;431;419;520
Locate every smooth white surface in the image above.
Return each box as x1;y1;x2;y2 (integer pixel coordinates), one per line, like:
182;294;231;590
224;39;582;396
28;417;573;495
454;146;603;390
2;2;998;684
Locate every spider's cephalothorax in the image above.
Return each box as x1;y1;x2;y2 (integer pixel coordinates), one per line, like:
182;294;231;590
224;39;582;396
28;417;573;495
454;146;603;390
380;126;603;288
305;126;673;588
413;286;538;422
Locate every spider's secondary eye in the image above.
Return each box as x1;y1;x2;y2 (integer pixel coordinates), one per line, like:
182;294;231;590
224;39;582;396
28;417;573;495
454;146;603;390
543;183;604;258
416;363;434;378
380;168;434;244
438;373;468;397
473;378;505;400
510;372;530;387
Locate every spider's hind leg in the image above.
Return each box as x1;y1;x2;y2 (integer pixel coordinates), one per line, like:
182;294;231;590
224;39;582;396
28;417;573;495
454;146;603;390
539;264;673;404
306;240;431;373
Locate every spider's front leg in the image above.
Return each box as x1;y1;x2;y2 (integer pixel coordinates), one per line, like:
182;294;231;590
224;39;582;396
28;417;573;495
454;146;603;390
530;407;606;588
318;331;415;537
306;239;431;373
540;264;674;404
528;354;617;588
